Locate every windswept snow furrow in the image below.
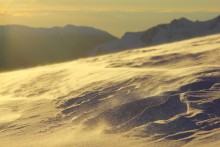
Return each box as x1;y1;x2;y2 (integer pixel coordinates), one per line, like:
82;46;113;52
0;34;220;147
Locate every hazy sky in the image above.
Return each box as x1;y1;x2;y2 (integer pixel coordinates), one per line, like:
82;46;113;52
0;0;220;37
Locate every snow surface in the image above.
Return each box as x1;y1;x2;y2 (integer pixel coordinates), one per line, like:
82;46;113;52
0;34;220;147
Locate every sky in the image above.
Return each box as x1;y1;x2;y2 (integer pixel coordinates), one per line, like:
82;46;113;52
0;0;220;37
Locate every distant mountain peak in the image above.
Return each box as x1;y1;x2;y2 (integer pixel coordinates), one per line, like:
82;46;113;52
93;16;220;55
170;17;193;27
0;24;117;70
213;15;220;22
172;17;192;23
64;24;77;29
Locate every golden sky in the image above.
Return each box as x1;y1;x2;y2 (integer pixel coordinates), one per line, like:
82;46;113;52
0;0;220;37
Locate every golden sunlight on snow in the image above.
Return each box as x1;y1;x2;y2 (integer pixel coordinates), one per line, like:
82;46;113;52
0;34;220;147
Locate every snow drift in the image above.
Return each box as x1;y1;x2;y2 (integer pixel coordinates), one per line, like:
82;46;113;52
0;34;220;147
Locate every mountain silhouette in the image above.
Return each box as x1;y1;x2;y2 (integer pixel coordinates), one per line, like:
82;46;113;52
93;15;220;54
0;25;117;71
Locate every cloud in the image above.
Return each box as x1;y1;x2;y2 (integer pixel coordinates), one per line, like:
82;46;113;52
156;8;220;13
0;2;219;17
0;9;7;15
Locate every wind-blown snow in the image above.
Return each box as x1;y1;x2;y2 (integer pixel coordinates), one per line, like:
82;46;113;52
0;34;220;147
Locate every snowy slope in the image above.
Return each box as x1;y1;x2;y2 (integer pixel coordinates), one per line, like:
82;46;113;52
0;34;220;147
93;15;220;54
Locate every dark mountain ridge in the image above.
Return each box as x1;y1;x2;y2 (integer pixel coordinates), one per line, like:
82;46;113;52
93;15;220;54
0;24;117;71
